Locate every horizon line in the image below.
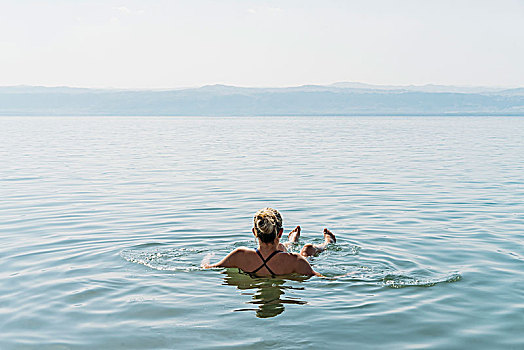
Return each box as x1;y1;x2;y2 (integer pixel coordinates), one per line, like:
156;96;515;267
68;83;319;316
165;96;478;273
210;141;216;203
0;81;521;91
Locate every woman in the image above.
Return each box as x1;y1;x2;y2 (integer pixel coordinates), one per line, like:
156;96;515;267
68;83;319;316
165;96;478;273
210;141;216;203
202;207;336;277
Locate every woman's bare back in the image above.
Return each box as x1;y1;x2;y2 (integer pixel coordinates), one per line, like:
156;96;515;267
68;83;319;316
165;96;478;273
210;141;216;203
231;248;316;276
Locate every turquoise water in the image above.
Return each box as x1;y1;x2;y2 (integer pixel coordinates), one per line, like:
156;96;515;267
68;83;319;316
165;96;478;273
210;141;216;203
1;116;523;349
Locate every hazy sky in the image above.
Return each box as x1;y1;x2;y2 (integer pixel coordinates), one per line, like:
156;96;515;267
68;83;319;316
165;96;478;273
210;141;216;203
1;0;523;88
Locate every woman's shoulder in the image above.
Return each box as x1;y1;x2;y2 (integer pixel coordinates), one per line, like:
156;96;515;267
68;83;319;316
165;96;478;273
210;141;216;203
230;247;254;255
278;251;305;261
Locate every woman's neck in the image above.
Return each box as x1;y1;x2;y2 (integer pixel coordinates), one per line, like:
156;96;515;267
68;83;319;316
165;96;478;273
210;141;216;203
258;241;279;253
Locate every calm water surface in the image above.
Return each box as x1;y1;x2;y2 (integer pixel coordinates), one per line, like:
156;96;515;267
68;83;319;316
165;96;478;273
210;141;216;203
1;116;523;349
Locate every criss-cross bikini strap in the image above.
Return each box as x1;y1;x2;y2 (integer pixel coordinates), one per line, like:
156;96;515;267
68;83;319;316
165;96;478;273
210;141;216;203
256;248;281;263
250;248;282;275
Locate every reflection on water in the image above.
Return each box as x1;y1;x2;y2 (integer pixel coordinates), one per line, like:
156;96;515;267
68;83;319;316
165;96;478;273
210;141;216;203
222;269;308;318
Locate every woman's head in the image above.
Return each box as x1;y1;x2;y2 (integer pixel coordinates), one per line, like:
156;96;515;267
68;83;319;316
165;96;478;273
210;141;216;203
253;207;283;244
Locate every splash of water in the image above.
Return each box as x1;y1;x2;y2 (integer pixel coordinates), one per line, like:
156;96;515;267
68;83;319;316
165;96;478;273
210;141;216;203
382;272;462;288
201;252;216;267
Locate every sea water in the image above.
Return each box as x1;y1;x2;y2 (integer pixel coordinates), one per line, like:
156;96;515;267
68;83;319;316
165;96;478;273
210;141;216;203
1;116;523;349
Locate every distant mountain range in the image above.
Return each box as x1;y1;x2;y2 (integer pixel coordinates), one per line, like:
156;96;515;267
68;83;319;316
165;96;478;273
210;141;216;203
0;83;523;116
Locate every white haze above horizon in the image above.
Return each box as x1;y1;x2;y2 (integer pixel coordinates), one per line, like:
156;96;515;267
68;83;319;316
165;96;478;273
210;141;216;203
0;0;523;89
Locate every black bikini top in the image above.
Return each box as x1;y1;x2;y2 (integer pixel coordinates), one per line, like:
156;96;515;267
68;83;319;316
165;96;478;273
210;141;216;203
246;248;282;276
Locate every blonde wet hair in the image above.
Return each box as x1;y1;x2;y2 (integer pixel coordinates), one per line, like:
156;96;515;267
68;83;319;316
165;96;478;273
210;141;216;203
253;207;283;243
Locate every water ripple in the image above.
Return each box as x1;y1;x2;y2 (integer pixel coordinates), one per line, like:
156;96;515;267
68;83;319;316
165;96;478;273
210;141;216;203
1;116;523;349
